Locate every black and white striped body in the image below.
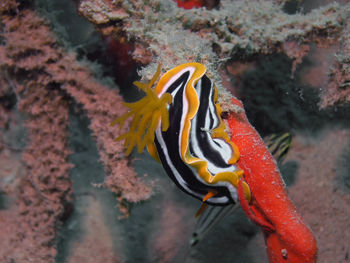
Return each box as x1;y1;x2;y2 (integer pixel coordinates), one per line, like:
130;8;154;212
154;66;240;205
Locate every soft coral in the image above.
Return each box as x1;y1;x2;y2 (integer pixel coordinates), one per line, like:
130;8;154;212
229;97;317;263
175;0;204;9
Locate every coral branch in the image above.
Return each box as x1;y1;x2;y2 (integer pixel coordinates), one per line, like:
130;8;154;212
0;1;150;261
78;0;350;106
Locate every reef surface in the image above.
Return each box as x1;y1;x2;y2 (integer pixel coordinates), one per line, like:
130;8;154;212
0;0;350;262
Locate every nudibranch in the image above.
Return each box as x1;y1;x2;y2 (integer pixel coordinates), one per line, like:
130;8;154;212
112;62;251;208
113;62;317;263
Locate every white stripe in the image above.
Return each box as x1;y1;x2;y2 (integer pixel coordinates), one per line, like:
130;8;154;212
189;80;238;174
155;67;238;204
156;127;234;204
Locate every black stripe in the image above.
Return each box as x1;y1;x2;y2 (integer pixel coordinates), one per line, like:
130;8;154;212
191;75;231;168
154;70;235;205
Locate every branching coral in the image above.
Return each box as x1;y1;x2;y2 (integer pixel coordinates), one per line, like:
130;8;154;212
0;1;150;262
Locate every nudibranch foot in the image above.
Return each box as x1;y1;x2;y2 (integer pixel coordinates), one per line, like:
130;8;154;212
202;190;218;202
195;190;219;217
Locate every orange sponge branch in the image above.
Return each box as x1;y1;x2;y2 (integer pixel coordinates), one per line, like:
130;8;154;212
228;97;317;263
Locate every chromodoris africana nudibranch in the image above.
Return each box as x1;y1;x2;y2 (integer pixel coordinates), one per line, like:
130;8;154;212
112;62;251;206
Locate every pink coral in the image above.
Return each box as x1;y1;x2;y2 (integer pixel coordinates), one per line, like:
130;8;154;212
0;1;150;262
